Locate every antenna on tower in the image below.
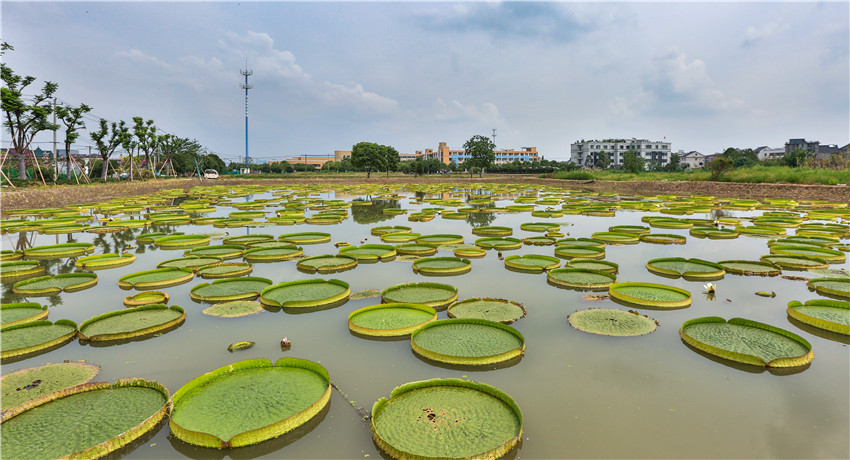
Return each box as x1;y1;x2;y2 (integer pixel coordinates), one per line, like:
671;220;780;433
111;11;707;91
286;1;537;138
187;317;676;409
240;61;253;170
491;127;497;148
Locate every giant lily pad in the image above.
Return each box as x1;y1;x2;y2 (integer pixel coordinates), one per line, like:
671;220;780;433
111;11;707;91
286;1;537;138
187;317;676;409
339;244;397;261
123;291;169;307
118;268;194;290
297;254;358;273
447;298;526;324
154;234;211;249
639;233;687;245
0;361;100;412
568;308;657;336
0;378;169;458
243;245;303;262
78;304;186;341
554;245;606;260
278;232;331;245
1;302;48;327
158;256;222;271
190;277;273;303
348;303;438;337
645;257;725;280
412;257;472;276
410;318;525;366
608;282;692;309
371;378;522;460
787;299;850;336
504;254;560;272
260;278;350;309
1;320;78;361
566;259;619;274
591;232;640;244
223;234;275;246
807;277;850;299
136;231;182;244
0;261;45;280
718;260;781;276
197;262;254;279
680;317;813;368
169;358;331;448
23;243;95;259
184;244;244;260
381;232;421;243
395;243;438;256
548;268;617;290
520;222;559;232
381;282;458;309
12;273;98;296
75;253;136;270
770;245;846;264
415;234;464;245
760;254;829;270
475;237;523;250
471;226;513;236
202;300;264;318
371;225;412;236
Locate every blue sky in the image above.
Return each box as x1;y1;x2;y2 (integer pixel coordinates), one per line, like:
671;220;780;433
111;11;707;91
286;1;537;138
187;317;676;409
3;1;848;163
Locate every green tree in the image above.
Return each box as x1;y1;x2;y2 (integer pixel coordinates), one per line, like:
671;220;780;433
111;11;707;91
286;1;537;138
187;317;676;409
89;119;128;181
1;48;59;179
351;141;386;178
383;145;399;177
132;117;158;175
708;156;733;181
203;153;226;173
665;152;681;172
463;135;495;177
594;151;610;170
55;103;91;179
782;148;808;168
622;150;645;173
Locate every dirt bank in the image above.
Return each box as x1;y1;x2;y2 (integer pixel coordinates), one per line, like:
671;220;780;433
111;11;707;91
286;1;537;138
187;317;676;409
1;175;847;211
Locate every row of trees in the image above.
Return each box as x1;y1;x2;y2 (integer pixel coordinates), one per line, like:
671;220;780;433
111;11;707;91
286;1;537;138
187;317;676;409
2;42;219;183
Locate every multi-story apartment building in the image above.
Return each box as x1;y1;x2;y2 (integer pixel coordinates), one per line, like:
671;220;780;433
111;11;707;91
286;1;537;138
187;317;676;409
677;150;706;169
785;138;820;156
570;138;672;168
412;142;539;166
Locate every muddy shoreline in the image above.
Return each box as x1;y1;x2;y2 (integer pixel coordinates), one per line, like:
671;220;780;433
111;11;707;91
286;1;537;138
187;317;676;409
1;175;848;211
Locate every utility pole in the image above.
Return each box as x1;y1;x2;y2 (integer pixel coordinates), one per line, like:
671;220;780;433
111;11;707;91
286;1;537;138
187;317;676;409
240;63;253;173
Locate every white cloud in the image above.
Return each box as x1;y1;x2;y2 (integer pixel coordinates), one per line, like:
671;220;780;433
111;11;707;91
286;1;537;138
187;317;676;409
432;98;501;124
653;50;741;112
743;21;788;46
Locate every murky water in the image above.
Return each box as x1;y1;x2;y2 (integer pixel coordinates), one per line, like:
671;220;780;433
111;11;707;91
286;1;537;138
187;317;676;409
2;188;848;459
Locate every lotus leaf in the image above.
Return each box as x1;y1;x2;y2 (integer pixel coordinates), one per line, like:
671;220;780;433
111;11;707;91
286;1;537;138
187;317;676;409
787;299;850;335
381;282;458;309
260;278;350;308
339;244;396;260
123;291;169;307
1;378;169;459
447;298;526;324
203;300;264;318
1;320;78;360
523;236;556;246
395;243;438;256
410;318;525;365
475;237;523;250
609;225;650;234
689;227;739;239
760;254;829;270
243;245;303;262
190;277;273;302
554;245;606;260
1;302;48;327
381;232;421;243
548;268;617;290
640;233;687;244
297;254;358;273
197;262;253;279
75;252;136;270
471;226;513;236
520;222;559;232
608;282;692;309
454;247;486;258
645;257;725;279
808;268;850;279
169;358;331;448
415;234;464;245
185;244;244;259
412;257;472;276
0;361;100;412
154;234;211;249
568;308;657;336
157;255;222;271
566;259;619;273
770;245;845;264
554;238;606;248
278;232;332;244
0;261;44;280
12;273;98;296
78;304;185;341
719;260;781;276
23;243;95;259
807;277;850;299
348;303;438;337
118;268;194;290
680;317;813;368
504;254;560;272
371;225;412;236
591;232;640;244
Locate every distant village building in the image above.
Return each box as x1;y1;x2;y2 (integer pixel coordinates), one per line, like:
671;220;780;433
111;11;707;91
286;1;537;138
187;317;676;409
569;138;672;168
412;142;539;166
785;138;820;156
677;150;706;169
754;146;785;161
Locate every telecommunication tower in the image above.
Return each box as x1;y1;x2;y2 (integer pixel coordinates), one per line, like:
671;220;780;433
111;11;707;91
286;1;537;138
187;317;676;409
491;128;497;148
240;65;253;169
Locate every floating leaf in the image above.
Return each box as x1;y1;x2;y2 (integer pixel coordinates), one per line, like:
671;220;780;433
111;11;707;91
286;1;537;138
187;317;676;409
787;299;850;336
412;257;471;276
447;297;526;324
12;273;98;296
0;302;48;327
78;304;185;341
608;282;692;309
1;320;78;361
568;308;657;336
0;261;45;281
260;278;350;309
118;268;193;290
203;301;264;318
228;341;255;352
410;318;524;366
123;291;169;308
0;361;100;412
348;303;438;337
381;282;458;309
190;277;273;303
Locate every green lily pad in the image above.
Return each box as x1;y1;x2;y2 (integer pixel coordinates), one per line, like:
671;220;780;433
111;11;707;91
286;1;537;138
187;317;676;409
520;222;559;232
454;247;486;258
243;245;303;262
591;232;640;244
381;232;421;243
760;254;829;270
787;299;850;336
718;260;781;276
410;318;524;366
447;298;526;324
471;226;513;236
371;378;522;460
523;236;556;246
297;254;358;273
566;259;619;274
412;257;472;276
770;245;845;264
381;282;458;309
475;237;523;250
260;278;350;308
348;303;438;337
0;261;45;280
184;244;244;260
350;289;381;300
278;232;331;244
808;268;850;279
554;245;606;260
608;282;692;309
78;304;186;341
554;237;605;248
118;268;194;290
680;317;813;368
371;225;412;236
74;253;136;270
339;244;397;260
1;250;23;261
1;302;48;327
645;258;725;280
0;361;100;412
639;233;687;244
807;277;850;299
157;256;222;271
1;378;169;459
1;320;78;361
504;254;560;272
123;291;169;308
197;262;253;279
202;300;264;318
395;243;438;256
23;243;95;259
690;227;739;239
222;234;275;246
136;231;182;244
190;277;273;303
548;268;617;290
415;234;464;245
154;234;211;249
12;273;98;296
169;358;331;448
568;308;657;336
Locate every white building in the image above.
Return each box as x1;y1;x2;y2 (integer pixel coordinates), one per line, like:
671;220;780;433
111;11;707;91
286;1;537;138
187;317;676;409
570;138;672;168
678;150;706;169
755;147;785;161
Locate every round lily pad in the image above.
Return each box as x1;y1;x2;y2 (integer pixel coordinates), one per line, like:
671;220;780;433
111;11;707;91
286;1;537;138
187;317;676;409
197;262;253;279
1;320;78;361
259;278;350;309
760;254;829;270
371;225;412;236
690;227;739;239
118;268;194;290
1;261;45;281
395;243;438;256
609;225;649;234
447;298;526;324
12;273;98;296
770;245;845;264
454;247;486;258
243;245;303;262
566;259;619;274
554;245;606;260
412;257;472;276
807;277;850;299
475;237;523;250
523;236;556;246
520;222;559;232
348;303;438;337
680;317;813;368
154;234;211;249
591;232;640;244
371;378;522;460
78;304;186;341
645;258;725;280
504;254;560;273
555;237;605;248
415;234;464;245
548;268;617;290
718;260;781;276
471;226;513;236
639;233;687;244
123;291;169;308
339;244;397;261
136;231;180;244
202;300;264;318
381;232;421;243
278;232;331;244
787;299;850;336
75;253;136;270
184;244;244;260
568;308;657;336
1;250;23;261
608;282;692;309
1;378;169;458
1;302;48;327
381;282;458;309
410;318;525;366
0;361;100;412
222;234;275;246
23;243;95;259
157;256;222;271
169;358;331;448
190;277;273;303
297;254;358;274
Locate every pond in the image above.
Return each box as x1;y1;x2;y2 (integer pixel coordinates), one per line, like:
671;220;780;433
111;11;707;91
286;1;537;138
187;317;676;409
1;184;848;459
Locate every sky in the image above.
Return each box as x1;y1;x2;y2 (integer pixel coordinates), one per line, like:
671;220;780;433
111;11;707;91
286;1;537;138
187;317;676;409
3;1;848;163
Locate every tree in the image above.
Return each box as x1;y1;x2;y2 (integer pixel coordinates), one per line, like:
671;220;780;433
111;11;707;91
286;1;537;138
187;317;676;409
463;135;495;178
782;148;808;168
90;119;128;181
132;117;158;176
622;150;645;173
55;103;91;179
120;122;138;180
383;145;399;177
203;153;226;173
1;48;59;179
594;151;610;170
708;156;733;181
351;141;386;178
665;152;681;172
